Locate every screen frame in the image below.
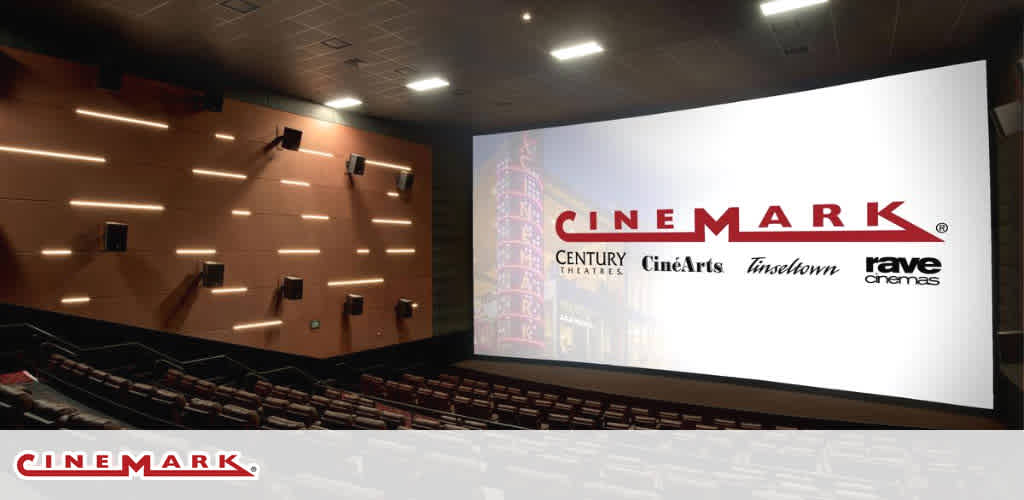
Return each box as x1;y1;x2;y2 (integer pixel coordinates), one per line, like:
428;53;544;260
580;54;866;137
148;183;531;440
470;55;1002;419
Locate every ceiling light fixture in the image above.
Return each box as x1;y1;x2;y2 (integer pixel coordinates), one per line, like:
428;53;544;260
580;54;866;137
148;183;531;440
386;191;400;198
356;249;370;255
41;249;73;256
366;159;412;172
372;218;412;225
75;108;168;129
299;148;334;157
192;168;247;180
211;286;248;295
280;179;310;187
176;248;216;255
386;248;416;254
232;209;251;216
325;97;362;109
406;77;450;92
61;296;91;304
760;0;828;16
233;319;282;331
278;248;320;255
301;214;329;220
0;145;106;163
521;12;532;22
69;200;164;211
551;41;604;61
214;133;235;141
327;278;385;287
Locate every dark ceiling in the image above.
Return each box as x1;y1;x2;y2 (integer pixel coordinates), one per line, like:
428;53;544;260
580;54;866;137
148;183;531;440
3;0;1023;133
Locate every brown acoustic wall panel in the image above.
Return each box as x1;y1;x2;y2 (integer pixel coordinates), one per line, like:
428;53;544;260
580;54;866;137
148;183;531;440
0;47;432;358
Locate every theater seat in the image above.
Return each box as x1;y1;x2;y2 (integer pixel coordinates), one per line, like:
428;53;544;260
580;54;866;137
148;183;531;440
468;399;492;419
320;410;354;429
740;422;763;430
605;422;630;430
261;396;289;418
608;403;627;413
580;407;602;421
553;402;575;416
713;418;737;429
192;379;216;400
232;390;261;410
285;403;319;427
518;408;540;428
217;404;260;429
213;385;238;404
453;395;472;414
354;416;387;430
682;414;702;424
327;400;354;413
547;412;571;430
24;399;76;428
286;389;310;404
65;413;119;429
102;375;129;398
583;399;602;409
309;395;331;413
463;419;487;430
571;416;596;430
659;418;683;430
183;398;221;429
565;397;583;406
658;410;680;421
401;373;425;386
634;415;657;429
252;380;273;397
412;415;441;429
695;424;719;430
378;410;405;429
263;415;304;430
150;389;186;424
604;410;625;423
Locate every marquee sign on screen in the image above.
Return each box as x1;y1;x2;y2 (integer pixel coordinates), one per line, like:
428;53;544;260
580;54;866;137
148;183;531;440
472;61;993;409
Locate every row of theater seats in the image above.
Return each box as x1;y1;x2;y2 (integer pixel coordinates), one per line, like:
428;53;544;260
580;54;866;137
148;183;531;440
45;354;493;430
0;383;121;429
360;373;796;430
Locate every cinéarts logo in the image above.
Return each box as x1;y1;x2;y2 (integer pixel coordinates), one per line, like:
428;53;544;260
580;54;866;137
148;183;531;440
13;450;259;480
555;250;625;276
642;256;723;274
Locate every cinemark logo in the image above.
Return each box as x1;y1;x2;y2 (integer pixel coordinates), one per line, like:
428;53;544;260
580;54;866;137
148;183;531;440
556;202;942;243
14;451;258;480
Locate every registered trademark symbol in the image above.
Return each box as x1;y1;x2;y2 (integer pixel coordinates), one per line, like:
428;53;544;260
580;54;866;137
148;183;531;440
936;222;949;234
251;466;258;472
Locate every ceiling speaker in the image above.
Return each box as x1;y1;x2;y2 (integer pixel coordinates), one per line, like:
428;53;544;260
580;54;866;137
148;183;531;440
346;153;366;175
395;298;414;319
200;261;224;288
345;294;364;316
102;221;127;252
281;127;302;151
992;100;1021;137
396;171;414;191
281;276;303;300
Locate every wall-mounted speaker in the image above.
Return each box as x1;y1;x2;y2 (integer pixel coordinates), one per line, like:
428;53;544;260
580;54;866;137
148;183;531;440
202;90;224;112
345;294;364;316
346;153;366;175
281;276;303;300
200;261;224;288
396;171;414;191
992;100;1021;137
102;221;128;252
98;64;122;91
395;298;414;319
281;127;303;151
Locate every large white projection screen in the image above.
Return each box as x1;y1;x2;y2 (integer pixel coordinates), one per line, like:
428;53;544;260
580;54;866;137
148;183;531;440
472;61;994;409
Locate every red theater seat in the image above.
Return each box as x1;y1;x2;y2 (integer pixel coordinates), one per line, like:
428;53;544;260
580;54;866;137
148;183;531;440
263;415;304;430
218;404;260;429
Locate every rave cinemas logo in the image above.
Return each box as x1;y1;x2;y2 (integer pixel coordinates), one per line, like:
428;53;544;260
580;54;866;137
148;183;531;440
555;250;625;276
14;450;259;480
865;256;942;286
555;202;942;243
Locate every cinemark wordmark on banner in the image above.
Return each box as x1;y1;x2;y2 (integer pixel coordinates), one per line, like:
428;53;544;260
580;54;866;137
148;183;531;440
13;450;259;480
556;202;942;243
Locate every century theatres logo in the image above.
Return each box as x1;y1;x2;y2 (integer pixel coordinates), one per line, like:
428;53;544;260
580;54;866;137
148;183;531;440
555;202;943;243
14;450;259;480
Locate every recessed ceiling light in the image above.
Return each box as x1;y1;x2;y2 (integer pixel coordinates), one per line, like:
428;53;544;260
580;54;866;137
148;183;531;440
327;278;385;287
211;286;248;295
406;77;450;92
61;296;91;304
233;319;282;331
366;159;412;172
214;133;235;141
356;248;370;255
75;108;168;129
386;191;400;198
0;145;106;163
192;168;247;180
372;218;412;225
231;209;251;216
176;248;216;255
521;11;532;22
278;248;320;255
298;148;334;157
760;0;828;16
280;179;310;187
326;97;362;109
41;249;73;256
69;200;164;211
386;248;415;254
551;41;604;61
301;214;330;220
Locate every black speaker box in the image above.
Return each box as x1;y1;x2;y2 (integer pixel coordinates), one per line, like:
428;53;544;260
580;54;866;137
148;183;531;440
281;127;303;151
282;276;303;300
346;153;366;175
395;298;414;319
102;221;128;252
201;261;224;288
396;171;414;191
346;294;364;316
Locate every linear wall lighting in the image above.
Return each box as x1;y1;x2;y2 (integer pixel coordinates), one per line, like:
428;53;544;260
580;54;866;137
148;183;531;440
301;214;330;220
372;218;412;225
551;41;605;61
406;77;450;92
61;296;91;304
176;248;216;255
192;168;247;180
0;145;106;163
356;249;371;255
41;249;73;256
366;159;412;172
386;248;416;254
281;179;311;187
214;133;236;141
231;209;251;216
75;108;168;129
386;191;400;198
278;248;320;255
233;319;283;331
211;286;248;295
325;97;362;109
760;0;828;16
327;278;385;287
69;200;165;211
299;148;334;157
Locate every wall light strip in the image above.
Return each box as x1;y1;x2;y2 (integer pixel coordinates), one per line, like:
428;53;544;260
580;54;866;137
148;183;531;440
232;209;251;216
41;249;73;256
356;249;371;255
299;148;334;157
366;160;412;172
386;191;400;198
176;248;216;255
301;214;330;220
760;0;828;16
281;179;311;187
61;296;91;304
0;145;106;163
551;41;604;61
233;319;283;331
192;168;247;180
386;248;416;254
212;286;248;295
75;108;169;129
214;133;236;141
406;77;450;92
278;249;320;255
327;278;385;287
70;200;165;211
372;218;412;225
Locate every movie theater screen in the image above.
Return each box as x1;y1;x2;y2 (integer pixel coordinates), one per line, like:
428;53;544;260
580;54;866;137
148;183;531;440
472;61;993;409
